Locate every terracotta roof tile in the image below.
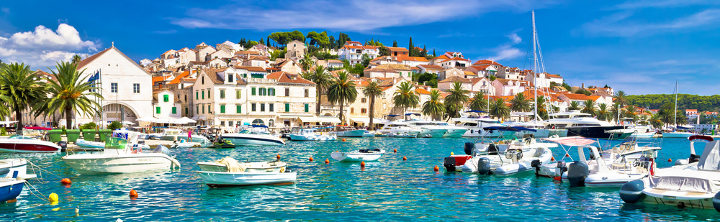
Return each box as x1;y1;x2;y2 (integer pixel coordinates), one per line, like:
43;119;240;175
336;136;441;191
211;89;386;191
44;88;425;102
439;76;471;83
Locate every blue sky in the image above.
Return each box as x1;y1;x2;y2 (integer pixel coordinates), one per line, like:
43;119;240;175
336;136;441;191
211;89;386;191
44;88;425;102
1;0;719;95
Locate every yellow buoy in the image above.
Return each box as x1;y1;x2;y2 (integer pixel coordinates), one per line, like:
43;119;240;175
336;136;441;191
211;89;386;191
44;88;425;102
49;193;59;203
450;152;454;155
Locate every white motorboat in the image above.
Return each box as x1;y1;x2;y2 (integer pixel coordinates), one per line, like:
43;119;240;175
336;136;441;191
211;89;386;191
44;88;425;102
335;126;369;137
222;126;285;146
620;135;720;212
154;128;212;146
405;120;447;138
506;121;551;138
376;122;421;137
0;135;61;153
458;127;556;175
453;117;504;137
62;130;181;174
544;111;625;139
196;157;295;187
75;139;105;150
331;149;385;162
0;158;36;179
289;128;336;141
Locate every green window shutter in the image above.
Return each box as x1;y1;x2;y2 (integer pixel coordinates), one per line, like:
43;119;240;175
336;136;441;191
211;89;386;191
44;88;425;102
156;107;161;114
201;91;205;99
285;103;290;112
251;87;256;95
163;95;169;102
208;105;211;113
172;107;177;114
236;90;241;99
202;105;205;114
236;105;241;113
196;105;199;114
195;91;198;100
269;88;275;96
304;104;309;112
184;107;188;115
220;90;225;99
220;104;225;113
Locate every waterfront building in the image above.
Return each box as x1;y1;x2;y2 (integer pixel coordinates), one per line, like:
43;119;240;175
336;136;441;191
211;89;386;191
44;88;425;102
338;41;380;65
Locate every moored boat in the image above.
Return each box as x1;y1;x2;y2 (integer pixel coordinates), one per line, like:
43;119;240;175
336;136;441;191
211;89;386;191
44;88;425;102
289;128;336;141
196;157;295;187
0;135;61;153
0;179;24;203
331;149;385;162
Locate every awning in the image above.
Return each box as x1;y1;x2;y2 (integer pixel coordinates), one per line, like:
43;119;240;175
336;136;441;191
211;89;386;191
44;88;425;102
298;116;341;123
350;117;387;124
543;136;597;146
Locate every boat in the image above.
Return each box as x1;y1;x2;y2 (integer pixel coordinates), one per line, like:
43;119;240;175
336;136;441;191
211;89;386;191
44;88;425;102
209;139;236;148
62;130;181;174
75;139;105;150
0;178;24;203
544;111;625;139
662;128;694;138
389;132;417;138
620;135;720;212
335;126;370;137
455;127;557;175
376;121;421;137
453;117;505;137
331;149;385;162
153;128;211;146
405;120;448;138
0;158;36;179
605;128;635;140
289;127;336;141
0;135;61;153
221;125;285;146
197;157;296;187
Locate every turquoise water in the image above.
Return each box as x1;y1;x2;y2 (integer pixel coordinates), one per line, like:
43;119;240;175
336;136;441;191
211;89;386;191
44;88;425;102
1;137;719;221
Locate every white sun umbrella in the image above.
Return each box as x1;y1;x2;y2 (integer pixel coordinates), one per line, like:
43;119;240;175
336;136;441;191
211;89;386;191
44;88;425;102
179;117;196;124
136;117;158;122
122;121;135;125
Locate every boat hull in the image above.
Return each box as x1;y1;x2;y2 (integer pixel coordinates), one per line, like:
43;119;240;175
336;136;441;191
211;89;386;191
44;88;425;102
0;139;60;153
419;129;447;138
62;152;180;174
662;132;694;138
289;134;336;141
566;126;626;139
198;171;297;186
331;151;383;162
0;180;24;202
336;130;368;137
443;128;467;138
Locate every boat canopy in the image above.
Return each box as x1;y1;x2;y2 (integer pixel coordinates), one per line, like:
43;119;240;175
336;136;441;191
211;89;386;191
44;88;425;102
543;136;597;147
698;141;720;171
24;126;52;130
467;110;488;113
483;126;536;132
689;135;713;142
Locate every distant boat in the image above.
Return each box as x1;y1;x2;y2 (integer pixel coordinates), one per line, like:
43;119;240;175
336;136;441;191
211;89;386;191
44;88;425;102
0;135;61;153
331;149;385;162
197;157;296;187
222;126;285;146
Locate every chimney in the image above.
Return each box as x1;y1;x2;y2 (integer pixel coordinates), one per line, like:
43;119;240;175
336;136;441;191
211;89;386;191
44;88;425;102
581;83;585;88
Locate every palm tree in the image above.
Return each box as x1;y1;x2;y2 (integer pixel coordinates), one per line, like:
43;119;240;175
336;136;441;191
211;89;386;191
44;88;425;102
614;90;627;108
597;103;610;121
510;93;530;112
0;63;46;132
582;100;596;116
326;71;357;125
301;65;331;116
444;82;469;118
624;104;637;122
299;54;314;72
536;95;548;120
35;61;102;129
469;91;488;112
393;82;419;120
422;90;445;120
489;98;510;121
569;101;580;111
362;81;383;130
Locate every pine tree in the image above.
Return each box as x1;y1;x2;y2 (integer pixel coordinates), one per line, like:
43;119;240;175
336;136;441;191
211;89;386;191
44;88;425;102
266;37;270;46
432;49;436;57
392;41;398;47
408;37;415;56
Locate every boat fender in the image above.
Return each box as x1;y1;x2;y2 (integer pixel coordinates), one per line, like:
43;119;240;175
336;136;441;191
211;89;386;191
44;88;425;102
531;160;541;176
619;179;645;203
444;157;457;171
477;157;492;175
713;192;720;212
567;161;589;187
464;142;474;155
280;167;286;173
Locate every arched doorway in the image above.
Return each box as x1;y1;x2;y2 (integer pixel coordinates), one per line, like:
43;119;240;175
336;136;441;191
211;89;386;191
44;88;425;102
252;119;264;125
103;104;138;123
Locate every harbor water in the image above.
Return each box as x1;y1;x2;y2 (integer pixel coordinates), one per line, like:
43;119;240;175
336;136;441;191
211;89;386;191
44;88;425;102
1;137;718;221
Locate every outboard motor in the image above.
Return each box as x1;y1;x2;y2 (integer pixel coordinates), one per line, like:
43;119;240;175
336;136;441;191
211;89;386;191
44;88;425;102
713;192;720;212
567;161;589;187
464;142;474;155
689;154;701;164
620;179;646;203
477;157;492;175
531;160;541;177
557;161;568;177
57;141;67;152
443;157;457;172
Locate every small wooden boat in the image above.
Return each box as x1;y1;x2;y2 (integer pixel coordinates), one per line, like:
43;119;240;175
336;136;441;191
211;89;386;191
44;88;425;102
197;157;296;186
331;149;385;162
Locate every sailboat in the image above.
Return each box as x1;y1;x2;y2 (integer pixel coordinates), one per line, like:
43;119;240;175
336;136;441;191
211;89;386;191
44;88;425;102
663;81;693;138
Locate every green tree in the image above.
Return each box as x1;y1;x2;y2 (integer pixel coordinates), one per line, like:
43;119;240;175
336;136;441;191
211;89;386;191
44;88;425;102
392;40;398;47
469;91;488;112
569;101;580;111
0;63;46;132
649;114;663;129
108;121;122;130
362;81;383;130
408;37;416;57
379;46;390;56
582;100;596;116
510;93;530;112
327;71;357;125
71;55;82;64
361;54;371;68
337;33;350;48
422;90;445;121
35;62;102;129
300;54;314;71
536;95;549;120
444;82;469;118
393;82;419;120
490;98;510;121
301;65;332;116
597;103;611;121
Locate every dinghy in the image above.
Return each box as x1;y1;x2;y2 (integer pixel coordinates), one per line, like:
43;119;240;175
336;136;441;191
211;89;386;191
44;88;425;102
331;149;385;162
197;157;296;187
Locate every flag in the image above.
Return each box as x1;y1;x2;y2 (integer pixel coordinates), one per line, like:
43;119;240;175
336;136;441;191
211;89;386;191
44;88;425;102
87;71;100;83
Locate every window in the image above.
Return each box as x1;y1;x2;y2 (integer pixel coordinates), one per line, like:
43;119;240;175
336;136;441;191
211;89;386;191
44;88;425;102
220;89;225;99
202;76;205;84
195;91;198;100
236;90;241;99
362;98;366;103
207;89;211;99
220;121;225;126
269;88;275;96
236;104;241;113
269;103;274;112
285;103;290;112
285;88;290;96
196;105;199;114
220;104;226;113
172;107;177;114
227;74;234;83
251;103;256;111
259;88;266;96
351;108;354;114
185;107;188;115
304;103;309;112
361;108;367;114
260;103;265;112
111;83;118;93
156;107;161;114
251;87;256;96
208;105;211;113
201;90;205;99
228;121;233;127
202;105;205;114
133;83;140;93
304;89;309;97
163;94;169;102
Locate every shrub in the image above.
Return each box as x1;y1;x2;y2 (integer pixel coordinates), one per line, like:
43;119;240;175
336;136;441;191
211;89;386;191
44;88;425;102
108;121;123;130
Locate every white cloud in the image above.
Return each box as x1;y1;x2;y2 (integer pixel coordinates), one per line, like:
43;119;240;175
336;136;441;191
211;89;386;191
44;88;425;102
582;5;720;37
508;33;522;44
615;0;720;9
489;32;524;61
0;23;97;69
171;0;550;31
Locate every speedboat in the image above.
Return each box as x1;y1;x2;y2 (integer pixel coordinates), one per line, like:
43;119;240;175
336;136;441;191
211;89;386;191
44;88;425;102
331;149;385;162
454;127;557;175
0;135;61;153
222;125;285;146
197;157;296;187
376;122;421;137
620;135;720;212
605;128;635;140
0;158;36;179
153;128;211;146
62;130;181;174
335;126;369;137
0;178;24;203
662;131;693;139
289;127;336;141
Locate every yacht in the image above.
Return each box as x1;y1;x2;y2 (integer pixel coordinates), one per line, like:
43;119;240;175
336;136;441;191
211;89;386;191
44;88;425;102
153;128;211;146
221;125;285;146
289;127;337;141
335;126;370;137
453;117;504;137
376;122;421;137
544;111;624;139
404;120;448;138
0;135;61;153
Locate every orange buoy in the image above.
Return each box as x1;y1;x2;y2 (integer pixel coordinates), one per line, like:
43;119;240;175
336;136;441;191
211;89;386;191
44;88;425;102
361;161;365;168
325;159;330;164
565;153;570;157
276;154;281;160
60;178;71;185
309;157;314;162
433;165;439;172
393;149;397;153
553;176;562;181
342;138;347;142
668;158;672;162
402;156;407;161
129;189;138;198
551;156;555;161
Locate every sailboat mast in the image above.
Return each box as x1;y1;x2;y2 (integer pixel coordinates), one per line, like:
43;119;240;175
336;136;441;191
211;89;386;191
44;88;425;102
674;80;678;127
532;10;538;121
